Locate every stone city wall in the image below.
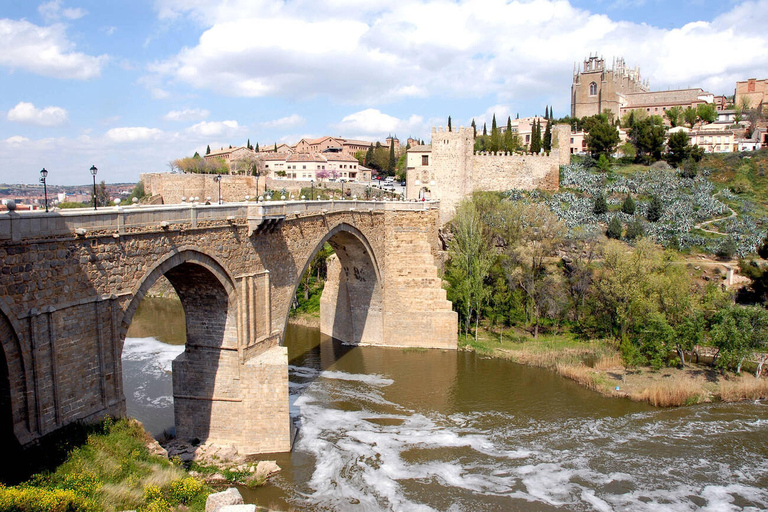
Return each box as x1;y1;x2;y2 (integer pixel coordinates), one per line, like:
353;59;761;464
141;173;263;204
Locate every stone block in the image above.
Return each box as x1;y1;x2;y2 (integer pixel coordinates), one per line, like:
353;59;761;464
205;488;244;512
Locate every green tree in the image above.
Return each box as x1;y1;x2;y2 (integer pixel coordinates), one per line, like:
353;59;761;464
585;118;620;159
593;192;608;215
647;195;663;222
666;130;692;167
664;106;682;127
621;194;636;215
508;205;566;338
247;138;252;150
683;107;698;128
606;216;623;239
365;144;374;166
630;117;666;163
448;116;452;132
445;200;496;340
205;145;211;155
483;122;487;136
625;218;645;240
696;103;717;124
530;119;541;154
542;120;552;153
489;115;499;153
388;141;396;173
255;142;259;152
471;119;477;138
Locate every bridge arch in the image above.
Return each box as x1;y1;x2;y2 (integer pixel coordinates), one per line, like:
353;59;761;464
287;222;384;345
121;248;240;445
0;303;31;449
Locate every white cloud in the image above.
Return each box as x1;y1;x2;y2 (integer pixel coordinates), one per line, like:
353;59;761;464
186;120;241;137
151;88;171;99
38;1;88;22
4;135;31;147
260;114;305;129
333;109;425;139
145;0;768;105
105;127;164;143
0;19;106;79
7;101;68;126
163;108;210;121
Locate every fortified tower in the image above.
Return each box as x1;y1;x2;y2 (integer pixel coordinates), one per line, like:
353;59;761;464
426;126;474;219
571;55;650;119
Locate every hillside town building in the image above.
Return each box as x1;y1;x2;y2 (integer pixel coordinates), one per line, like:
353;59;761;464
736;78;768;112
571;55;716;122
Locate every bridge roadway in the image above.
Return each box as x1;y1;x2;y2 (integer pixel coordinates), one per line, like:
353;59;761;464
0;200;457;454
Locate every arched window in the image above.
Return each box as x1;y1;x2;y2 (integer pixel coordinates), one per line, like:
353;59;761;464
589;82;598;96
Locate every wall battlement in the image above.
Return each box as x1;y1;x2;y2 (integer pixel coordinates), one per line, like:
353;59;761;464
408;123;571;222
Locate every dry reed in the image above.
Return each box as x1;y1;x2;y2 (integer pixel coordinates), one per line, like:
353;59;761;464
556;364;601;391
718;375;768;402
631;377;704;407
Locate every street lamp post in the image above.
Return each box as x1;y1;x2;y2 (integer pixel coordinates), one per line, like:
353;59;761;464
310;179;314;201
90;165;98;210
341;181;344;200
214;174;222;204
39;168;49;212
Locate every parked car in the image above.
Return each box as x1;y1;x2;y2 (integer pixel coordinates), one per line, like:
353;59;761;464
384;176;394;182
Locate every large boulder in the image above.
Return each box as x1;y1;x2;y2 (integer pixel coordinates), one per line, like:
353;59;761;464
205;488;244;512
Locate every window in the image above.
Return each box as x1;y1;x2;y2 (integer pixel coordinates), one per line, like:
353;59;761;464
589;82;597;96
422;155;429;166
303;165;306;169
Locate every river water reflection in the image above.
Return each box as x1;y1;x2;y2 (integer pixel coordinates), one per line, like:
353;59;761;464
124;300;768;511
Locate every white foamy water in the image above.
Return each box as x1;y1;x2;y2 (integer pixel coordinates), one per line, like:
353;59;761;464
289;367;768;512
123;337;184;416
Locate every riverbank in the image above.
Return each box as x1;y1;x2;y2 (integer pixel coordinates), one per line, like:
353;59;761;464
461;328;768;407
287;311;320;328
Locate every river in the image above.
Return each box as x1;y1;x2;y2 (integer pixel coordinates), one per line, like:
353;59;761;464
124;298;768;511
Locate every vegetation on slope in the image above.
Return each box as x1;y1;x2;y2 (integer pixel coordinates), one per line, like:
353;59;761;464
0;418;210;512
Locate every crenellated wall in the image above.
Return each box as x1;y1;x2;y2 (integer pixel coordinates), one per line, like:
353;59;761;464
408;124;570;222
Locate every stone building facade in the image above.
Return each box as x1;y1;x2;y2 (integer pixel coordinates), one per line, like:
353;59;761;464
571;55;714;122
406;124;570;222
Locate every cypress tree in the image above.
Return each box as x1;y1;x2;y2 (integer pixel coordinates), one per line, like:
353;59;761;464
490;114;499;153
491;114;497;134
516;113;519;119
530;119;542;154
593;192;608;215
606;216;623;239
543;120;552;153
621;194;636;215
647;195;664;222
471;119;477;138
206;145;211;155
388;140;396;172
365;144;374;165
448;116;452;132
483;122;487;136
545;106;549;119
193;151;200;158
255;142;259;152
274;142;278;152
505;117;513;151
247;138;251;150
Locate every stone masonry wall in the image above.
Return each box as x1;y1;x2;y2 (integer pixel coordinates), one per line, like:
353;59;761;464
0;203;455;454
141;173;263;204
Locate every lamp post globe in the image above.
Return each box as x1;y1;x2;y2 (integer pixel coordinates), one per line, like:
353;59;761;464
89;165;98;210
39;168;49;212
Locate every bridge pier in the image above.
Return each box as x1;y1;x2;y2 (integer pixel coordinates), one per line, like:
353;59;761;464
0;201;456;456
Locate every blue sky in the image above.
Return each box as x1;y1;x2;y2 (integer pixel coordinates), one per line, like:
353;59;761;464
1;0;767;185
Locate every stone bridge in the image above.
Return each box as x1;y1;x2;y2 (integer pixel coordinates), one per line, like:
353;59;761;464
0;200;457;454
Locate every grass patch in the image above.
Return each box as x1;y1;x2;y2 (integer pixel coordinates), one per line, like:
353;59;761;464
1;418;211;512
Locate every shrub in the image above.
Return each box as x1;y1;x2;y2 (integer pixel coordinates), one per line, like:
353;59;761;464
647;195;663;222
621;194;636;215
606;216;623;239
625;219;645;240
680;158;699;179
169;478;205;505
0;485;95;512
597;154;610;172
716;237;737;260
593;192;608;215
